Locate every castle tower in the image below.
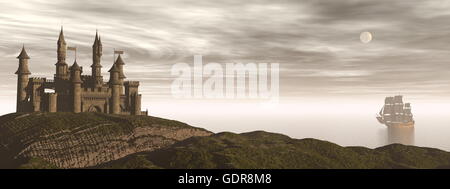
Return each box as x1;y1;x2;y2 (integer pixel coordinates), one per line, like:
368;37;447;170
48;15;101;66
108;64;121;114
125;81;141;115
70;60;82;113
92;31;103;87
115;54;126;94
55;27;68;80
15;45;31;112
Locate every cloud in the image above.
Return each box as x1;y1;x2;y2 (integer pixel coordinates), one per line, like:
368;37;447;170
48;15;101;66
1;0;450;107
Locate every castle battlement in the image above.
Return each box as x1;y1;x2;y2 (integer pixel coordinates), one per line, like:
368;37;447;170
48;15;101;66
124;81;139;87
15;28;146;115
29;77;46;83
81;75;93;79
83;87;109;93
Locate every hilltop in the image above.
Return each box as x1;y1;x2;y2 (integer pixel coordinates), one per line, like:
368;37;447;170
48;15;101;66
0;112;212;168
98;131;450;169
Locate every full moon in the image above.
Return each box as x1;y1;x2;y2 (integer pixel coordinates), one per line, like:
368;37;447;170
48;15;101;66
360;31;372;43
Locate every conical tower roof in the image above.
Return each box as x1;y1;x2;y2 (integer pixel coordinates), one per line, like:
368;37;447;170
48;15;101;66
108;63;119;72
15;45;31;75
115;54;126;79
70;60;83;83
17;45;30;59
93;30;102;47
98;35;102;46
58;26;66;44
115;54;125;65
70;60;81;71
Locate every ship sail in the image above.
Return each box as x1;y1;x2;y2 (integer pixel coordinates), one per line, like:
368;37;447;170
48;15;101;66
376;107;384;124
376;116;384;124
393;95;404;123
382;97;394;124
376;95;414;127
403;103;413;122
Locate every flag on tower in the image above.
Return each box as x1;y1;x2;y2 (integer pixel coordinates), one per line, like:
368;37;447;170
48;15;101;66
114;50;124;54
68;46;77;60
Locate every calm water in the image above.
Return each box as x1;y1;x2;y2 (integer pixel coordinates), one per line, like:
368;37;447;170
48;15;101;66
149;101;450;151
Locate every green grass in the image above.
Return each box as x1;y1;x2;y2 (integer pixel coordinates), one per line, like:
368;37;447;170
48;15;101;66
18;157;59;169
0;112;204;136
0;112;210;169
97;155;162;169
2;112;450;169
98;131;450;169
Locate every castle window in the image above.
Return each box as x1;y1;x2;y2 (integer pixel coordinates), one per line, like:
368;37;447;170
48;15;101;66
45;88;55;93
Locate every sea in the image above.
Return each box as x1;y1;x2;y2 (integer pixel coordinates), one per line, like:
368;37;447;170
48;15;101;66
148;99;450;151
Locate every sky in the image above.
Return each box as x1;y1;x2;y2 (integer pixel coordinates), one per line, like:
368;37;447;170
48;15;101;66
2;0;450;145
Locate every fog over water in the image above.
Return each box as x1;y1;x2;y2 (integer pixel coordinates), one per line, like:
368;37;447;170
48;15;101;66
1;0;450;151
144;99;450;151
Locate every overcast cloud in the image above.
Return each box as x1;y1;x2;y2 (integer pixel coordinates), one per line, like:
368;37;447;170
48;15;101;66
1;0;450;105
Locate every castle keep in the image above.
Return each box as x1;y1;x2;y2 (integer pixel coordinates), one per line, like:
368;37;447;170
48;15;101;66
15;28;146;115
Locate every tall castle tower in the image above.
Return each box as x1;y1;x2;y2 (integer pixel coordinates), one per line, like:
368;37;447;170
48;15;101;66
15;45;31;112
70;60;82;113
115;54;126;94
108;63;121;114
55;27;68;80
14;28;147;115
92;31;103;87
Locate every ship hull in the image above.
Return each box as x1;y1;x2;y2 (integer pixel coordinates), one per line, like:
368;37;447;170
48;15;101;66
385;121;414;128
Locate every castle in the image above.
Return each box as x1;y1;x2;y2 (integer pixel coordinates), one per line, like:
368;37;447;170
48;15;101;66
15;28;146;115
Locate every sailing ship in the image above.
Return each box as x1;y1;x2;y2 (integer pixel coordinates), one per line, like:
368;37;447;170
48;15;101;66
376;95;414;127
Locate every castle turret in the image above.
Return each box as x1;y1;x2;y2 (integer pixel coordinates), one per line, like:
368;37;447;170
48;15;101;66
108;64;121;114
70;60;82;113
15;45;31;112
92;31;103;87
124;81;141;115
115;54;126;94
115;54;126;80
55;27;69;80
47;93;57;113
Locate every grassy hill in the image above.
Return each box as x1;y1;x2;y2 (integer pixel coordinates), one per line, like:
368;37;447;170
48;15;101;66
1;112;450;169
97;131;450;169
0;112;212;168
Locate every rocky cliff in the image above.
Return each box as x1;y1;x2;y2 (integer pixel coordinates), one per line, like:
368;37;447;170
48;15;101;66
0;112;212;168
